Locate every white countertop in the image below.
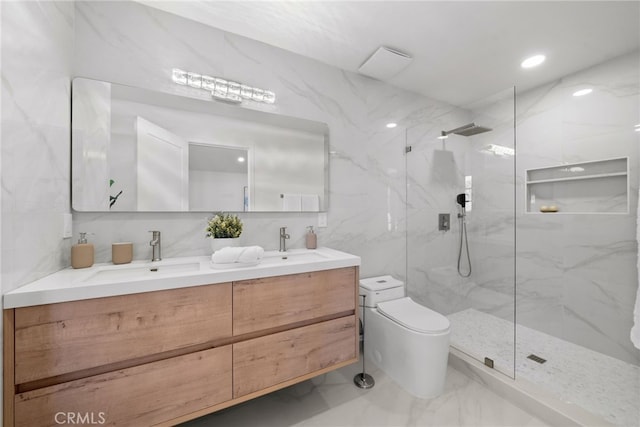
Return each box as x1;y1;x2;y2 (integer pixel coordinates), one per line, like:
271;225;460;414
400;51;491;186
4;247;360;309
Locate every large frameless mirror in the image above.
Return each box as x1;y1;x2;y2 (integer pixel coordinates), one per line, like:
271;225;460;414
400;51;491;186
71;77;329;212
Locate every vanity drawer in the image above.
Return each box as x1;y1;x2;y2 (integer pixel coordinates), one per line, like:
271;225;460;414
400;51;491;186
14;345;232;427
233;315;357;398
14;283;232;384
233;267;356;335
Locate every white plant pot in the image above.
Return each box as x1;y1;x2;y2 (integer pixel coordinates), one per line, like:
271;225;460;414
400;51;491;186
210;238;240;254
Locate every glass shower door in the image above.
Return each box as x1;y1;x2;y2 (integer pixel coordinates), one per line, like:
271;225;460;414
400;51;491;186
405;87;516;378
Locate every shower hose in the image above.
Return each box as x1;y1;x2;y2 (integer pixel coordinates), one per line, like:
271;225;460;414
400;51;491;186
457;210;472;277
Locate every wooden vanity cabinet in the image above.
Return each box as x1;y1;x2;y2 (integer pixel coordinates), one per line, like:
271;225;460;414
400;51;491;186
4;266;359;426
13;283;233;384
234;315;356;397
14;346;232;427
233;268;357;335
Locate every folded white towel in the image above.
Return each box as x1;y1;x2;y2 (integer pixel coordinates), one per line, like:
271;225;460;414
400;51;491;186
301;194;319;211
211;246;264;264
282;194;302;211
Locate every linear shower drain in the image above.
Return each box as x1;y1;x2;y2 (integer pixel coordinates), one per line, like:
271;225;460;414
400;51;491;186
527;354;547;364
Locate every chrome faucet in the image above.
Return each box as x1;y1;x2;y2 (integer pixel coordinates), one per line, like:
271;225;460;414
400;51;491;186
279;227;290;252
149;230;162;261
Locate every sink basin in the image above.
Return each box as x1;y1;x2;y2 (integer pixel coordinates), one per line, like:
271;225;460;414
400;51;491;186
261;249;330;264
81;261;201;284
78;250;334;284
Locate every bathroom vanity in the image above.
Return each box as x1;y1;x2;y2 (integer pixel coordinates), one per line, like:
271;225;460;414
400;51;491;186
3;248;360;427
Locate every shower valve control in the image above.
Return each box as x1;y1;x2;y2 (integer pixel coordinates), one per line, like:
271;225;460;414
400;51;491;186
438;213;450;231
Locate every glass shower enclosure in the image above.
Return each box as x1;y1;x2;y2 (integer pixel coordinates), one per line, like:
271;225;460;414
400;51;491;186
405;51;639;427
405;87;516;379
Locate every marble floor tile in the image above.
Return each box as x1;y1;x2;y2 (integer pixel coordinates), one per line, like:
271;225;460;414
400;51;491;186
448;308;640;427
181;358;547;427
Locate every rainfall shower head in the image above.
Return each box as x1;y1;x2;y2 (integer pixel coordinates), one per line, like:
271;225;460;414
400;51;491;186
455;124;492;136
441;122;492;138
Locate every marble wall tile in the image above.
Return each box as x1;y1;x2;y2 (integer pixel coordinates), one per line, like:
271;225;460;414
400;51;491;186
515;52;639;365
477;52;639;365
404;115;469;281
71;1;459;283
1;1;74;293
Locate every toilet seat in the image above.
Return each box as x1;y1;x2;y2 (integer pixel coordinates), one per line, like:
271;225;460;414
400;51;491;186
377;297;450;334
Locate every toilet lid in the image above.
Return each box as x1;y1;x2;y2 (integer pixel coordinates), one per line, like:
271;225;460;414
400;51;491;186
359;275;403;291
377;297;450;334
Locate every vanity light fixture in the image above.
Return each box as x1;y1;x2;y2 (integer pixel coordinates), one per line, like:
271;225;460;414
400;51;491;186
186;72;202;88
560;166;585;173
483;144;514;157
572;88;593;97
172;68;187;85
171;68;276;104
521;54;546;69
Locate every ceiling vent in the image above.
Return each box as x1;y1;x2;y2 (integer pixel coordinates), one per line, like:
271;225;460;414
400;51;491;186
358;46;413;81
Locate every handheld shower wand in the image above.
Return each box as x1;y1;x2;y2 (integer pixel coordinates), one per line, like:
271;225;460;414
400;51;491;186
456;194;472;277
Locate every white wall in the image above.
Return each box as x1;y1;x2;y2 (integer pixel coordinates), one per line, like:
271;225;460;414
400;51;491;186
71;0;461;276
1;1;74;293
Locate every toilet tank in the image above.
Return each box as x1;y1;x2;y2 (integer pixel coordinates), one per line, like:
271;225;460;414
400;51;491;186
359;275;405;307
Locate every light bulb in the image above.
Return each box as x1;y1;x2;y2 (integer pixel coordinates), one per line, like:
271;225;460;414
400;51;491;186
171;68;187;85
521;54;546;69
572;88;593;97
187;72;202;88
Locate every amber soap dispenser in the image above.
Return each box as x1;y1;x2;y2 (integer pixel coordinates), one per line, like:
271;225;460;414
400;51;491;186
71;232;94;269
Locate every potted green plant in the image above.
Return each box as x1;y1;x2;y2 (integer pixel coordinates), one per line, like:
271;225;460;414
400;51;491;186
206;213;243;253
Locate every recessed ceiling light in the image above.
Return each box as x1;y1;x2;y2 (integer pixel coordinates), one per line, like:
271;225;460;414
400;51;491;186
386;122;397;129
521;54;546;69
572;88;593;97
237;156;245;162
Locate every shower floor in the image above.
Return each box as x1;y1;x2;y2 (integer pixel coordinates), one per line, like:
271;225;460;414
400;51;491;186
447;308;640;427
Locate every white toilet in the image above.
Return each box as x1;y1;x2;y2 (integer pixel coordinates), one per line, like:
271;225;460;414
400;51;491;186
359;275;451;399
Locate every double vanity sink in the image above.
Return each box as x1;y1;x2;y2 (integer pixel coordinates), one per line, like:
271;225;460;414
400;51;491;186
85;249;331;283
3;246;360;427
4;247;359;309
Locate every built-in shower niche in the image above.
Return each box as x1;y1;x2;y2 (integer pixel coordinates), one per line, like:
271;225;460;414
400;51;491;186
525;157;628;214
